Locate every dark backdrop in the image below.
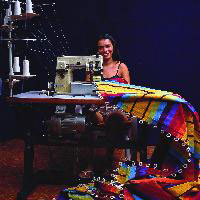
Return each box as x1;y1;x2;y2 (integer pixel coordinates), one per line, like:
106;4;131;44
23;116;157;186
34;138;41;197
0;0;200;139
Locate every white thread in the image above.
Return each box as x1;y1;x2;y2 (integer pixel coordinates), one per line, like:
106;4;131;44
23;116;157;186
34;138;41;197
26;0;33;13
23;60;30;76
14;1;21;15
13;57;20;73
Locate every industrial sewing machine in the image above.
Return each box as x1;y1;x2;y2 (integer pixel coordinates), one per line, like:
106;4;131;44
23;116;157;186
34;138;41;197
54;54;103;94
41;54;103;137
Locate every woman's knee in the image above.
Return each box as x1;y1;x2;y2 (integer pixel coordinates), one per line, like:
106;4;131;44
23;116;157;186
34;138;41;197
105;111;127;128
105;112;128;140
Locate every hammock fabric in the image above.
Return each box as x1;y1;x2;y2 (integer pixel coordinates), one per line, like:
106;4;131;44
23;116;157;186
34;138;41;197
96;81;199;178
57;81;200;200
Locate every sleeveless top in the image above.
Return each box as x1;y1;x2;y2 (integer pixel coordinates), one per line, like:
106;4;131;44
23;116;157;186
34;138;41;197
102;63;128;84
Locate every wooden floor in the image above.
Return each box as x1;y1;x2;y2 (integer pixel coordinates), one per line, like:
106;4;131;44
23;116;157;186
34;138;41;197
0;138;156;200
0;139;64;200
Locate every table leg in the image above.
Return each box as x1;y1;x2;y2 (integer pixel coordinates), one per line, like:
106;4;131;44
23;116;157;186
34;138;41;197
16;130;35;200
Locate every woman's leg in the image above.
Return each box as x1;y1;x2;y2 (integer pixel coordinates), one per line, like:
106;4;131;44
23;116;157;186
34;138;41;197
104;111;128;171
78;110;104;178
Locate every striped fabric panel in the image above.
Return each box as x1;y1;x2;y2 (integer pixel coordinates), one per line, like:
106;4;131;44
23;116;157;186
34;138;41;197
96;81;200;181
163;103;180;130
150;101;168;125
166;104;186;138
142;100;159;123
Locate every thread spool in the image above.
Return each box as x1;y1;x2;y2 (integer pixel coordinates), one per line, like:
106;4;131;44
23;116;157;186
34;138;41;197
9;67;14;76
4;16;8;25
6;8;12;17
14;1;22;16
4;8;12;23
23;60;30;76
13;57;20;73
26;0;33;14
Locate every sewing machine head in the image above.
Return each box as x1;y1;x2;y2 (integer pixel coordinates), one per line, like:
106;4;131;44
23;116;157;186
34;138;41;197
54;55;103;94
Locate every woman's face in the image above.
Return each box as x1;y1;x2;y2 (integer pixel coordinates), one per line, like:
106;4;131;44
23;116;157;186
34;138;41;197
97;39;114;61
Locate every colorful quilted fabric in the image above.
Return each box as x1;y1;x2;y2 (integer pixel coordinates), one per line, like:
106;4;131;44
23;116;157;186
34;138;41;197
58;81;200;199
95;81;200;181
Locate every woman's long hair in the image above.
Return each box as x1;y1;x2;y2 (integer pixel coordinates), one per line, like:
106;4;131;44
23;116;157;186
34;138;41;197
96;34;120;61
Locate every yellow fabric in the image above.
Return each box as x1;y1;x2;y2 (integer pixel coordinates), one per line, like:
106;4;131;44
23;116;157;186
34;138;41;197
167;181;199;198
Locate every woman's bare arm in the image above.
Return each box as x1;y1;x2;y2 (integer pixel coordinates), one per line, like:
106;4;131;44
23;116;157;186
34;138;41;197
120;63;130;84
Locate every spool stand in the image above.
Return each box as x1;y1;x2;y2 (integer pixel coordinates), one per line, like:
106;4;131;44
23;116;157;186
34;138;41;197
0;0;38;97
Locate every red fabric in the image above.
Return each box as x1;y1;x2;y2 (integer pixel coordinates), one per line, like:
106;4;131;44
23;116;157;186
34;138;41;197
127;181;175;200
168;104;186;138
109;78;128;84
124;188;135;200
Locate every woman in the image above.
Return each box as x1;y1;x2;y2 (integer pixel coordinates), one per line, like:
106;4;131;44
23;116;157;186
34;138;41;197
86;33;130;84
80;34;131;178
